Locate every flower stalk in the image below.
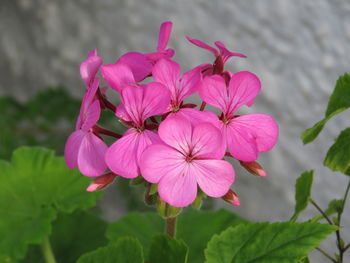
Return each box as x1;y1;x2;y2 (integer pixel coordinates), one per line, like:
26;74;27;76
41;237;57;263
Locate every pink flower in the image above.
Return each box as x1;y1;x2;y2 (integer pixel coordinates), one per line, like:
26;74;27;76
101;61;136;93
64;78;108;177
140;115;235;207
200;72;279;162
80;49;103;87
105;82;170;178
186;36;246;76
116;21;175;83
152;58;201;112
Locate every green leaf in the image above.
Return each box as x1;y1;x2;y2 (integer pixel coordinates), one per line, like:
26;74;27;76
301;73;350;144
312;199;344;222
149;234;188;263
77;237;143;263
205;222;337;263
324;128;350;173
291;171;314;222
106;209;246;263
0;147;101;260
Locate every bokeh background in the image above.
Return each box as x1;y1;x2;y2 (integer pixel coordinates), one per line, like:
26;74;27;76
1;0;350;262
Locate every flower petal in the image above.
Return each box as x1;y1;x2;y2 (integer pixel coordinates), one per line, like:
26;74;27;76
199;75;228;112
158;114;192;154
141;82;171;120
152;59;180;102
232;114;279;152
81;100;101;131
178;66;201;102
78;132;108;177
105;129;159;178
214;41;247;60
225;121;258;162
174;108;221;128
186;36;219;57
118;52;153;82
140;144;185;183
191;123;225;159
64;130;86;169
191;159;235;197
158;165;197;207
101;62;135;92
80;49;103;86
227;71;261;114
157;21;173;52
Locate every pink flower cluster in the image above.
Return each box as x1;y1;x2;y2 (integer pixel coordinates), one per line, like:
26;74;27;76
64;21;278;208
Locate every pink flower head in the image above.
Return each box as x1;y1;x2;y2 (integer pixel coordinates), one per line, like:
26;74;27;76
64;78;108;177
116;21;175;83
105;82;171;178
80;49;103;87
200;72;279;162
140;115;235;207
152;58;201;111
186;36;246;75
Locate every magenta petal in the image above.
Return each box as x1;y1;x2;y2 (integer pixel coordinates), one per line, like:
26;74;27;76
152;59;180;101
199;75;228;112
157;21;173;52
105;129;159;179
158;166;197;207
158;114;192;153
101;62;135;92
141;82;171;119
118;52;153;82
80;49;103;86
140;144;185;183
233;114;279;152
174;108;221;128
186;36;219;57
77;132;108;177
178;66;201;102
64;130;86;169
192;123;225;159
192;159;235;197
81;100;101;131
225;121;259;162
214;41;247;59
115;104;132;122
227;71;261;114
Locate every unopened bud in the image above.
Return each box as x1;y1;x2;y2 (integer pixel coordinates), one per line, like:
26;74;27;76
86;172;117;192
157;198;182;218
222;189;240;206
239;161;267;177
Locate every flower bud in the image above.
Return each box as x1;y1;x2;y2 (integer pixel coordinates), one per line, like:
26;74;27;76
239;161;267;177
157;198;182;218
86;172;117;192
222;189;240;206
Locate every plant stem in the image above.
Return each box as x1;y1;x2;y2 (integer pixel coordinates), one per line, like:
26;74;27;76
199;102;206;111
310;198;333;225
315;247;337;263
166;217;177;238
41;237;57;263
335;179;350;262
343;243;350;253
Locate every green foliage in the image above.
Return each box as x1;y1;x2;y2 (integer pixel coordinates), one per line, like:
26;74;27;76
149;234;188;263
324;128;350;174
204;222;337;263
77;237;144;263
301;73;350;144
0;147;101;260
291;171;313;222
106;209;246;263
312;199;344;222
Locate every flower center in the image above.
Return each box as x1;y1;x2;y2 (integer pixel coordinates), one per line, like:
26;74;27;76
185;154;195;163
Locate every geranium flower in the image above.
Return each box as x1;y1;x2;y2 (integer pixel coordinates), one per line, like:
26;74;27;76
105;82;170;178
199;72;279;162
140;115;235;207
186;36;246;76
64;78;108;177
116;21;175;82
152;58;201;112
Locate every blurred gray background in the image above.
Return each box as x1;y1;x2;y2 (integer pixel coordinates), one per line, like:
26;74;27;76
1;0;350;262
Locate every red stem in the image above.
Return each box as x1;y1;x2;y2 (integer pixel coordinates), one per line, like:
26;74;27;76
93;125;121;139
